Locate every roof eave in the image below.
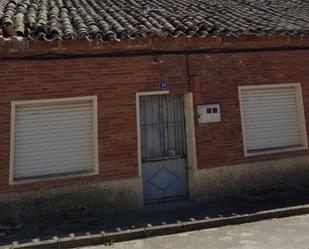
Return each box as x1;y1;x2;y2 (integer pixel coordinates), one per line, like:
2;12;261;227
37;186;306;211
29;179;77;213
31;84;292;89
1;35;309;57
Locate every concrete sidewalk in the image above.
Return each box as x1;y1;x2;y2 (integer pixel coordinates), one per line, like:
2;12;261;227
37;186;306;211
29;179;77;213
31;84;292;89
2;186;309;249
83;214;309;249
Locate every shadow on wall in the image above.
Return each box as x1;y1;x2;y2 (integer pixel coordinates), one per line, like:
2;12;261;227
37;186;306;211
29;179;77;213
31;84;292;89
0;178;143;225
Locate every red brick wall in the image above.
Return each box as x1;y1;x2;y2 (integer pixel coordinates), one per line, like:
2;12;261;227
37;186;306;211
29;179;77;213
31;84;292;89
0;55;189;194
1;48;309;194
191;50;309;169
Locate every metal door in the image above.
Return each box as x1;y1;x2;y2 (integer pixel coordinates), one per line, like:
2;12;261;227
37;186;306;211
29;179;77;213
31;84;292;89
140;94;187;202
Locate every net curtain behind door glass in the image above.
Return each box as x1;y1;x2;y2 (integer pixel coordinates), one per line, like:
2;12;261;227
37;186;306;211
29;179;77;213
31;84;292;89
140;94;186;162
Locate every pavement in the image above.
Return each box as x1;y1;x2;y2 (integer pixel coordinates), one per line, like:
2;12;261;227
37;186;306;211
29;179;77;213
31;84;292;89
2;186;309;248
83;213;309;249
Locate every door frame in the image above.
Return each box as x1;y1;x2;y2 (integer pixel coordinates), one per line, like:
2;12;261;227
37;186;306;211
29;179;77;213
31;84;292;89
136;91;198;200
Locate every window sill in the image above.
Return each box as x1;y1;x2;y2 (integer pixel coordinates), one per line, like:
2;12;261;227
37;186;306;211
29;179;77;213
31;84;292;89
245;145;308;157
9;170;99;185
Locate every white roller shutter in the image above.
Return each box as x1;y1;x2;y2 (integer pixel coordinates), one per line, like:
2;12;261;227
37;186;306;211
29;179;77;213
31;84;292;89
241;86;302;152
12;97;97;180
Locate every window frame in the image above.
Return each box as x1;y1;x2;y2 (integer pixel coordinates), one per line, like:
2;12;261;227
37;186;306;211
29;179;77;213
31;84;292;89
9;96;99;185
239;83;308;157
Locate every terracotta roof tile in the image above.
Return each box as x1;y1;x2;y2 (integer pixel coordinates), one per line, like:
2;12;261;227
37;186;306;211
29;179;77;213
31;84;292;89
0;0;309;41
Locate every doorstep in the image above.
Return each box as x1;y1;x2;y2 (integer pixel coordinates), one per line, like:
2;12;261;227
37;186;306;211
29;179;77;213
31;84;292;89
2;187;309;249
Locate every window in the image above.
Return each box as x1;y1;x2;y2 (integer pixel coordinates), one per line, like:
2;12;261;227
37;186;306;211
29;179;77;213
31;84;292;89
10;96;99;184
239;83;308;156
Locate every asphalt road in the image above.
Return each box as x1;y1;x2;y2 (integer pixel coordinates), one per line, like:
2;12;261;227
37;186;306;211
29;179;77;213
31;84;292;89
82;214;309;249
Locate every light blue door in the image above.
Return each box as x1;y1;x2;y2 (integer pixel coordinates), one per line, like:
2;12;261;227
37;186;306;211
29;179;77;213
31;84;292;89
140;94;187;203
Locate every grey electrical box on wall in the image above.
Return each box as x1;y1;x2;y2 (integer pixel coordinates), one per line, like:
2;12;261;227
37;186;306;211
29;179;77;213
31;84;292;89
198;104;221;123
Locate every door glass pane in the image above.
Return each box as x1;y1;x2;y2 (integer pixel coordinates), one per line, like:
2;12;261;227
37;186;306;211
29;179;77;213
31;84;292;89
140;94;186;161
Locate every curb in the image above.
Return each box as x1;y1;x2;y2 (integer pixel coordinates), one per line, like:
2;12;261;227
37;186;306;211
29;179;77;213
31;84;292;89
2;204;309;249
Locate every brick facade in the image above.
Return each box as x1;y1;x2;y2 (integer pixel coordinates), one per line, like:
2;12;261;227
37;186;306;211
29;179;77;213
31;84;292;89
1;36;309;195
191;50;309;169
